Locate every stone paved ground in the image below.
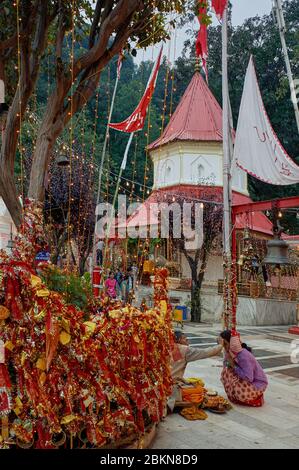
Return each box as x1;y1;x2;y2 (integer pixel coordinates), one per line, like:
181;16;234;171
152;324;299;449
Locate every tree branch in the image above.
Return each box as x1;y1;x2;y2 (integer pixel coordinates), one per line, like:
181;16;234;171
0;35;18;53
0;0;39;54
73;0;141;78
100;0;114;25
29;0;52;77
89;0;105;49
55;3;66;82
57;5;136;132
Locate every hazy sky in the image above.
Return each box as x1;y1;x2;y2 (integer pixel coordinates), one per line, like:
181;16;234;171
232;0;272;25
135;0;273;64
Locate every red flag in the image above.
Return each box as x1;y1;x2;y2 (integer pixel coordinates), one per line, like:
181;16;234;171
196;4;208;79
212;0;227;19
109;48;163;133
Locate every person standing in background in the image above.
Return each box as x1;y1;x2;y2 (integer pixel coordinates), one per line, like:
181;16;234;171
115;268;123;297
105;272;117;299
96;239;104;266
130;262;138;289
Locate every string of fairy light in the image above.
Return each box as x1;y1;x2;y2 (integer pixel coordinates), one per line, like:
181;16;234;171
136;13;178;273
130;0;163;273
160;35;172;135
169;25;177;119
76;102;87;261
15;0;25;215
123;62;144;270
104;167;223;205
155;18;178;193
136;48;156;269
66;1;75;271
24;34;93;263
105;65;111;205
46;47;53;228
79;88;99;260
73;36;95;266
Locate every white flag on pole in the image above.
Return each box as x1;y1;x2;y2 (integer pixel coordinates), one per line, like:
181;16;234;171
233;56;299;185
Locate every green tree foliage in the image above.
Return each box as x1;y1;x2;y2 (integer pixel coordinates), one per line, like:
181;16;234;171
41;264;93;312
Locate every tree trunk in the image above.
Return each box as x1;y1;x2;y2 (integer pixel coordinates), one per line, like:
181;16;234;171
50;229;67;265
28;90;65;201
0;80;39;226
79;257;86;277
183;244;209;323
79;232;93;276
191;248;209;322
0;1;52;226
189;262;201;322
0;168;23;227
191;282;201;322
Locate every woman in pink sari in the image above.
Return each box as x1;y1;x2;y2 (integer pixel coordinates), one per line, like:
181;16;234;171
219;330;268;407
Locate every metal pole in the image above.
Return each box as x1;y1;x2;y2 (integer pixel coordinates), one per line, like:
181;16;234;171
231;209;237;332
222;6;233;326
92;73;120;271
273;0;299;133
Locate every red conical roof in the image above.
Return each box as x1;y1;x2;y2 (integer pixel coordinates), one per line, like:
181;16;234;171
148;72;223;150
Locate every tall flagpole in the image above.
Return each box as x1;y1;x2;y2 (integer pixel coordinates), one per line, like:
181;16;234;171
92;71;120;272
273;0;299;134
222;5;233;328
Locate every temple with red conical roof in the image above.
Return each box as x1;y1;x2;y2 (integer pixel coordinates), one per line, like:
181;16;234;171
147;70;248;195
127;70;272;253
117;70;297;326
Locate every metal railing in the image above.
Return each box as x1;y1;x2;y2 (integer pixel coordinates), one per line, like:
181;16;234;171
218;279;298;302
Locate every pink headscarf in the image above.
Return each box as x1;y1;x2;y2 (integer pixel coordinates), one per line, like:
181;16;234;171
229;331;243;358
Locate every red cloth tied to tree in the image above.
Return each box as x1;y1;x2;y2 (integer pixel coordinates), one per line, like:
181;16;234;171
0;364;11;417
5;274;23;321
212;0;227;19
196;2;208;79
0;201;174;448
0;364;11;390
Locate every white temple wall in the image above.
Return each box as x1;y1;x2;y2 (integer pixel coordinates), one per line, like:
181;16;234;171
151;141;248;195
180;253;222;283
0;198;16;251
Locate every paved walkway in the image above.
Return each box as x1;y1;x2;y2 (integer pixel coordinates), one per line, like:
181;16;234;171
152;324;299;449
